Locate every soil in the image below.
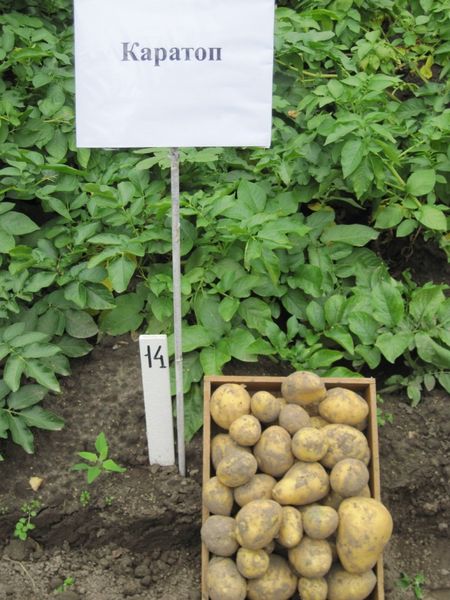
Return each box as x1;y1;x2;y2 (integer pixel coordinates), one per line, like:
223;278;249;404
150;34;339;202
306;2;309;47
1;338;449;600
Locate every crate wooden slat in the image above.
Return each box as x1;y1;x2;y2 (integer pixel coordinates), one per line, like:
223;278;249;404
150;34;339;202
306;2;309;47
202;376;384;600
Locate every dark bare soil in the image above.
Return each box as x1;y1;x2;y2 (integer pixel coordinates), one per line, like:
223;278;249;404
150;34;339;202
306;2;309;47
0;338;449;599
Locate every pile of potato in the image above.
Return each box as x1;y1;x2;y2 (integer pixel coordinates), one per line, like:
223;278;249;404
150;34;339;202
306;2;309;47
202;371;393;600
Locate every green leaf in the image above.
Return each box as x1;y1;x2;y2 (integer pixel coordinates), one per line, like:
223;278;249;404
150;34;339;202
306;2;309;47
415;333;450;369
87;466;102;484
375;331;413;363
8;385;47;410
95;432;108;461
99;293;144;335
288;265;323;297
85;284;115;310
372;281;404;327
184;385;204;441
107;255;136;293
219;297;240;322
0;212;39;235
396;219;417;238
7;414;34;453
200;345;230;375
375;205;404;229
437;372;450;394
308;349;344;369
102;459;126;473
237;180;266;212
4;355;25;392
348;312;379;345
341;138;363;178
78;451;98;463
24;359;61;392
324;295;346;327
410;286;446;323
406;169;436;196
325;326;355;354
194;295;227;341
24;271;57;293
65;309;98;339
0;230;15;252
10;332;50;348
72;463;90;472
239;298;272;333
56;336;92;358
227;328;258;362
20;406;64;431
415;205;447;231
181;325;213;353
322;224;379;247
355;345;381;369
306;301;325;331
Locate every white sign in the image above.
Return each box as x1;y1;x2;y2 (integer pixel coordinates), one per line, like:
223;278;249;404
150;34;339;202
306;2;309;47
74;0;275;148
138;335;175;466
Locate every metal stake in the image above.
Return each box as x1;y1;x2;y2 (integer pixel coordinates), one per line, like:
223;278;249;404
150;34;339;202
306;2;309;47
170;147;185;476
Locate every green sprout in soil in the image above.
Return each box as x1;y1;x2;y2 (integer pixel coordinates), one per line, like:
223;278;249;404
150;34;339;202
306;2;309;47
56;577;75;593
79;490;91;507
376;395;394;427
14;500;42;541
104;495;114;506
72;432;126;484
398;572;425;599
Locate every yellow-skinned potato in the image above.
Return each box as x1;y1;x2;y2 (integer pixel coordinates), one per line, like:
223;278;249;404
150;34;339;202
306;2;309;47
211;433;250;470
321;424;370;469
247;554;297;600
236;548;270;579
202;476;234;516
310;416;329;429
319;387;369;426
235;499;283;550
302;505;339;540
229;414;262;446
288;537;332;578
277;506;304;548
210;383;251;430
251;391;281;423
207;557;247;600
337;497;393;574
292;427;328;462
327;566;377;600
281;371;326;407
254;425;294;477
201;515;238;556
298;577;328;600
330;458;369;498
216;448;257;488
272;462;329;506
234;473;277;507
278;404;311;435
322;489;344;511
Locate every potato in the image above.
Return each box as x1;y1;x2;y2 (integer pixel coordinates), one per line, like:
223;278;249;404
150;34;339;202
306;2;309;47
298;577;328;600
203;476;234;516
337;497;393;574
321;424;370;469
355;418;368;432
211;383;251;430
235;499;283;550
211;433;250;470
236;548;270;579
277;506;304;548
207;557;247;600
288;537;332;578
281;371;326;407
310;416;329;429
234;473;277;507
254;425;294;477
327;566;377;600
251;391;281;423
279;404;311;434
319;387;369;426
302;505;339;540
247;554;297;600
201;515;238;556
229;414;262;446
216;448;257;488
264;540;275;554
330;458;369;498
272;462;329;506
292;427;328;462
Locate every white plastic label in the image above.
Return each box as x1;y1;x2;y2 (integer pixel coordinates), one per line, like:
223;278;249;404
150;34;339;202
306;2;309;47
139;335;175;466
74;0;275;148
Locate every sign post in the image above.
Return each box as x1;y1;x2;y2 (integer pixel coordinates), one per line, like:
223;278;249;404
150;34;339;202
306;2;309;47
74;0;275;476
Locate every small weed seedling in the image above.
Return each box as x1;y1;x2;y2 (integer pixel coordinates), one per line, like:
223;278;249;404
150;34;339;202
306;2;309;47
14;500;42;541
56;577;75;593
398;572;425;599
72;432;126;484
79;490;91;507
104;495;114;506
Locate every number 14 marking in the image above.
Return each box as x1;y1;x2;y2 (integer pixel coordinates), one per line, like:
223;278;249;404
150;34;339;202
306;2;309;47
145;345;167;369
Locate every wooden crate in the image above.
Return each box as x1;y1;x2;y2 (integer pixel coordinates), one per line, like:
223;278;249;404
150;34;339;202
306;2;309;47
202;375;384;600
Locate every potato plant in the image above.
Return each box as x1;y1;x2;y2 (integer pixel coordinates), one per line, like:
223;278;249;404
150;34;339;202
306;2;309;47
202;371;393;600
